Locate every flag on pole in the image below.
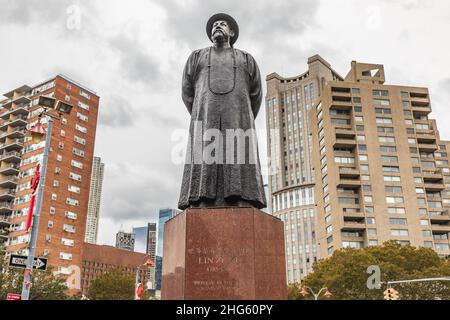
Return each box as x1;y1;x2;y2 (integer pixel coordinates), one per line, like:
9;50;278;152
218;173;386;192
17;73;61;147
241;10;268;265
135;282;144;300
29;121;47;143
25;164;41;232
143;258;155;267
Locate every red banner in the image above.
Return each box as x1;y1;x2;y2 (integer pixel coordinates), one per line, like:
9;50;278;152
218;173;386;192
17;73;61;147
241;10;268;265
25;163;41;232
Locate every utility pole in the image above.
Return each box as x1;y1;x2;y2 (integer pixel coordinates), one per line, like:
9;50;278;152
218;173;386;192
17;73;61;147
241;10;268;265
20;96;73;300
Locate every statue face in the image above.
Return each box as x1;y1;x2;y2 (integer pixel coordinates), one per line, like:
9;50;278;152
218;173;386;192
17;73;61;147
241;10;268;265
211;20;235;42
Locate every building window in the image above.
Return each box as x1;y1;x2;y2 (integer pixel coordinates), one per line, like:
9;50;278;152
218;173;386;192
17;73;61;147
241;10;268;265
74;136;86;145
388;207;406;214
66;198;79;206
79;90;91;100
373;90;389;97
61;238;74;247
72;147;85;157
391;229;409;236
71;160;83;169
389;218;407;225
65;211;77;220
77;112;89;122
68;185;81;194
60;252;73;260
63;224;76;233
75;124;87;134
386;196;404;204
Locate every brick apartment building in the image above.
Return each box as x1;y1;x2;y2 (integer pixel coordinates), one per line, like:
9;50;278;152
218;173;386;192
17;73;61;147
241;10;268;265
81;243;149;296
0;74;99;280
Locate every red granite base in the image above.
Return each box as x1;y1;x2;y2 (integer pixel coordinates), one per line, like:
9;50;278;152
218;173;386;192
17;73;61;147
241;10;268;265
161;207;287;300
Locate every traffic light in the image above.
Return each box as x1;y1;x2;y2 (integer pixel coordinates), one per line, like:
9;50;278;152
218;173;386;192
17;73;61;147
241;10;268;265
384;288;400;300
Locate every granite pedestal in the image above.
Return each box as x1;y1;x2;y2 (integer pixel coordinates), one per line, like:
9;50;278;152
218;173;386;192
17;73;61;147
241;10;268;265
161;207;287;300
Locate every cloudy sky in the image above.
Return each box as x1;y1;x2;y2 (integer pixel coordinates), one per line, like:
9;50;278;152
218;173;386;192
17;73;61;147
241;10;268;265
1;0;449;246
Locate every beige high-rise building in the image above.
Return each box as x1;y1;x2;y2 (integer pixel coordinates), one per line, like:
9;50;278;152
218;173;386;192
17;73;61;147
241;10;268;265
265;55;343;283
84;156;104;244
309;61;450;258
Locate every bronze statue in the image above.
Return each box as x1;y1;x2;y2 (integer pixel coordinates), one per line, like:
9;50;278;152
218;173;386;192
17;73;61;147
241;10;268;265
178;13;266;210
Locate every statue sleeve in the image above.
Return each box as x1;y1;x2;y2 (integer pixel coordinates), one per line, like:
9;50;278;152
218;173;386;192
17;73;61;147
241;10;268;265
181;50;199;114
248;54;263;119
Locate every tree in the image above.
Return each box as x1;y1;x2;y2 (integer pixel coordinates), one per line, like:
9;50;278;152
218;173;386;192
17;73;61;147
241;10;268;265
88;268;135;300
288;282;303;300
0;251;68;300
298;241;450;300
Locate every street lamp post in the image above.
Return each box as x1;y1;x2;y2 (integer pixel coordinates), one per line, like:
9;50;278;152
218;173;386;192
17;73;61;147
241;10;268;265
300;286;333;300
20;97;73;300
135;256;155;300
21;116;53;300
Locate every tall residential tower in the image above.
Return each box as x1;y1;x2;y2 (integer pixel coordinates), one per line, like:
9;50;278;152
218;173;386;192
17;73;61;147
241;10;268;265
310;61;450;258
265;55;343;283
84;156;104;244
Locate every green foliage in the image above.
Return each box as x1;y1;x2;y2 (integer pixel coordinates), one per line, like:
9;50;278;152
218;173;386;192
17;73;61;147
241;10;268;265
88;268;135;300
297;241;450;300
288;282;303;300
0;251;68;300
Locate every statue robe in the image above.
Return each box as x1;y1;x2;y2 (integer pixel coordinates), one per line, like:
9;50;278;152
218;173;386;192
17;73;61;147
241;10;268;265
178;46;267;210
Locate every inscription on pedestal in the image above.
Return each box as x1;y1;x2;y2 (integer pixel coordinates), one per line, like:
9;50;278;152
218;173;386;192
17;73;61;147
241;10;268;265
188;246;251;273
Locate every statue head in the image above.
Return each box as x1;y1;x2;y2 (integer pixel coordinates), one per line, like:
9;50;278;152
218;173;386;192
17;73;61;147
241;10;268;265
206;13;239;47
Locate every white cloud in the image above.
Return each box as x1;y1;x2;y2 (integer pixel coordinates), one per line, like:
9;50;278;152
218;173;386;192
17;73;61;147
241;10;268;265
1;0;449;245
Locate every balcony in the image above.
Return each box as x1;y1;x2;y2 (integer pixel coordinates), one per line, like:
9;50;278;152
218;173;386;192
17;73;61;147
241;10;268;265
423;182;445;192
416;133;436;144
7;115;28;128
0;163;20;175
418;143;438;152
3;85;32;99
338;177;361;188
333;137;357;148
412;106;431;116
342;218;366;231
343;209;365;219
0;128;26;142
0;215;11;227
421;169;443;181
331;94;352;110
339;166;360;179
0;151;21;163
0;105;29;120
0;202;13;214
0;176;18;189
11;95;31;105
430;222;450;233
0;138;24;153
429;211;450;223
0;230;9;239
341;230;364;242
0;189;16;201
335;127;356;139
